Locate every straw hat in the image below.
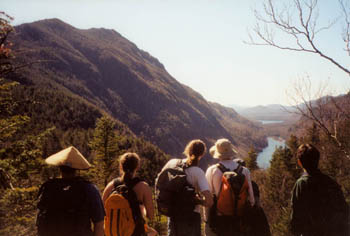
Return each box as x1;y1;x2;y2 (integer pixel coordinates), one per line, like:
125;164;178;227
45;146;91;170
209;138;238;159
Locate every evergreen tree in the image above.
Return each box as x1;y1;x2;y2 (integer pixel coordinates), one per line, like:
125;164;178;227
286;134;299;155
0;79;56;235
246;146;259;171
89;115;120;185
305;123;320;145
264;146;298;236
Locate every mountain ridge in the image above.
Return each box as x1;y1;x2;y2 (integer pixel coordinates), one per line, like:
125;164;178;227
11;18;266;157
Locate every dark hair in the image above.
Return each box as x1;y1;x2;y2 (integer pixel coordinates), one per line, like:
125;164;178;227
59;165;76;175
119;152;140;184
183;139;207;167
296;144;320;172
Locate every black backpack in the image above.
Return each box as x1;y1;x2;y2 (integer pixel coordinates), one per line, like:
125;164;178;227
155;160;198;217
36;177;91;236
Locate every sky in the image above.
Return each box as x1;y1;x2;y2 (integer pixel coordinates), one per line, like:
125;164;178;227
2;0;350;107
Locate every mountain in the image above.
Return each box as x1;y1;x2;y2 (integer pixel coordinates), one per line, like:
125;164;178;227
229;104;251;113
10;18;266;157
232;104;300;139
236;104;299;123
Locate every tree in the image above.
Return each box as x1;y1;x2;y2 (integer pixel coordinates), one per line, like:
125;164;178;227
286;134;299;155
89;115;120;185
247;0;350;76
264;146;298;235
246;146;259;171
286;76;350;159
248;0;350;159
0;12;15;77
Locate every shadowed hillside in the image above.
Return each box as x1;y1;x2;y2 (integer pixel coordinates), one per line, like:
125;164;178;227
11;18;266;156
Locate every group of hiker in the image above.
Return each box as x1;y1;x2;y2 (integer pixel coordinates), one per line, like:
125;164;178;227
36;138;349;236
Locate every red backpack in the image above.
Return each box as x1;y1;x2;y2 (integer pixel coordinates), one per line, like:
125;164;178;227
216;163;249;217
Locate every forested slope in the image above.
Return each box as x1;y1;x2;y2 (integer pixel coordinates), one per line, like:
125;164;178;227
10;18;266;157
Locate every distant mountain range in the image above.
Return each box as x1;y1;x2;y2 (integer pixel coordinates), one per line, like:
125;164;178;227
231;104;299;123
10;18;266;158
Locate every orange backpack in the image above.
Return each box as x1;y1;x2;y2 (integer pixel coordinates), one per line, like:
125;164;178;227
216;163;249;217
104;193;135;236
104;178;145;236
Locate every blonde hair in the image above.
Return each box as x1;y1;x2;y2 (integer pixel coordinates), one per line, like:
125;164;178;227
183;139;207;167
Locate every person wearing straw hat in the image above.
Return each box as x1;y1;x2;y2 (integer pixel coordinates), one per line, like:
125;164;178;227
36;146;105;236
205;138;255;236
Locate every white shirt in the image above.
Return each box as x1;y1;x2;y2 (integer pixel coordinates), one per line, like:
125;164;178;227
161;158;210;212
205;159;255;206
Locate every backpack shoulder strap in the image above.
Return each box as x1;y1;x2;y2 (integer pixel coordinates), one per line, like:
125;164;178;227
234;164;243;174
37;178;67;198
113;177;143;190
113;177;123;189
217;163;230;173
176;159;188;170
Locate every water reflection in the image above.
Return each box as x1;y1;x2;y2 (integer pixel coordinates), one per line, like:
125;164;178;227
257;137;285;169
258;120;284;125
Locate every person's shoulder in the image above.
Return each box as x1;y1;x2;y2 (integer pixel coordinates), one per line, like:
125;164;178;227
40;178;56;186
318;172;342;189
241;165;250;172
295;174;309;187
241;166;251;175
206;163;218;172
72;177;93;186
188;165;205;173
164;158;181;168
187;166;206;179
39;178;59;193
81;180;100;194
134;180;151;191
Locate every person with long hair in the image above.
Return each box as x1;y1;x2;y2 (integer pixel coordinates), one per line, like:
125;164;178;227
160;139;213;236
102;152;157;236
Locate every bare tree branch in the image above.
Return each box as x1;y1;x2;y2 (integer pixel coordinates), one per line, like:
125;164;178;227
247;0;350;76
339;0;350;56
286;77;350;159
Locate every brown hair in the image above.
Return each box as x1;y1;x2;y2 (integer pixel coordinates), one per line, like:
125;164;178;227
183;139;207;167
296;143;320;172
119;152;140;184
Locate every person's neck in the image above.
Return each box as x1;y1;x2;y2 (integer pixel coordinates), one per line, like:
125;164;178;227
124;171;137;178
61;173;77;179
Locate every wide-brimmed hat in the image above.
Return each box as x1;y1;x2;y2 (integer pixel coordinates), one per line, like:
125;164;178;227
45;146;91;170
209;138;238;159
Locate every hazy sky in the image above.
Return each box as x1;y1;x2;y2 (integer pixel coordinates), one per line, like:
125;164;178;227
3;0;350;106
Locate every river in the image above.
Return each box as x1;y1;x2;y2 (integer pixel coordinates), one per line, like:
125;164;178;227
257;137;286;169
258;120;284;124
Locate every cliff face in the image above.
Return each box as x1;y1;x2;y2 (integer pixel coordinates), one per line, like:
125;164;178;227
12;18;265;156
